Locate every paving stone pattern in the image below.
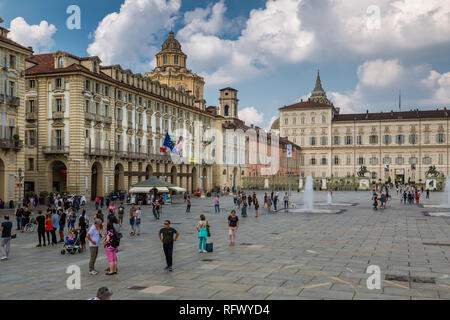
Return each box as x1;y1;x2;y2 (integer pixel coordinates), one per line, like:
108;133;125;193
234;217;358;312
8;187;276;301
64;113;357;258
0;191;449;300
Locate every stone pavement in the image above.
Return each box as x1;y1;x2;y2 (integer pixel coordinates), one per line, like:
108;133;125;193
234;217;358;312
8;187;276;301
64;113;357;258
0;190;449;300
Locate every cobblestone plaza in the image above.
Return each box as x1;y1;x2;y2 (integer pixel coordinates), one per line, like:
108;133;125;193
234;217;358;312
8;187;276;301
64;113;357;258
1;191;450;300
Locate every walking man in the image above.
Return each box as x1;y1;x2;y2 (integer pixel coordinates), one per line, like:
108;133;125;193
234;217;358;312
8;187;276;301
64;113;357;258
129;203;136;236
158;220;179;271
284;192;289;210
0;215;13;260
86;219;102;275
214;194;220;213
186;196;191;213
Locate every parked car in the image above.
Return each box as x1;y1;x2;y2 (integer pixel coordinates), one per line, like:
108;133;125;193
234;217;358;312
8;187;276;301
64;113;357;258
67;195;87;206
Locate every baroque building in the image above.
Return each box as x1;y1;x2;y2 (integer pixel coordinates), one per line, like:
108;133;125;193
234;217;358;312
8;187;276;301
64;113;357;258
0;24;33;203
145;32;206;110
23;34;215;197
275;72;450;185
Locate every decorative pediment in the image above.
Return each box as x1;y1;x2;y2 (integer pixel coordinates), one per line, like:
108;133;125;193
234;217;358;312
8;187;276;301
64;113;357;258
52;120;65;128
126;128;134;135
94;122;103;130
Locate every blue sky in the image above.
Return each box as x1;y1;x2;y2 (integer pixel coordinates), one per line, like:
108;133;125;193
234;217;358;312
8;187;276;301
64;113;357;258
2;0;450;129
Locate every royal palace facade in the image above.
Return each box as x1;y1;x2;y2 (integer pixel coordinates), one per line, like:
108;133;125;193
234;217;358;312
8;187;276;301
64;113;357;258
275;72;450;185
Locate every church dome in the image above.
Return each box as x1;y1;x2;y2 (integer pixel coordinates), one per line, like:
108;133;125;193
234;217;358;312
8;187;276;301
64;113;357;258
271;118;280;130
162;31;182;51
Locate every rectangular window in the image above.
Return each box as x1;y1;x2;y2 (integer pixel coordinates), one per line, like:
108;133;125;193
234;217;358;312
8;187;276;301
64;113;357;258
310;137;316;145
333;136;340;145
55;78;62;89
85;80;90;91
437;133;446;143
28;100;35;113
174;55;179;65
346;155;351;165
28;130;36;145
439;154;444;165
409;134;418;144
28;158;34;171
369;135;378;144
56;130;62;148
358;157;365;165
310;157;316;165
345;136;352;145
334;156;340;165
357;135;362;145
370;157;378;165
383;156;391;164
56;99;63;112
320;136;327;145
29;80;36;89
423;155;432;164
383;135;391;145
9;55;16;69
396;135;404;144
85;100;90;113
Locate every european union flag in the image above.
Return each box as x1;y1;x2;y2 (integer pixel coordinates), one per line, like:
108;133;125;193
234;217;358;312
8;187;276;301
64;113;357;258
163;132;174;151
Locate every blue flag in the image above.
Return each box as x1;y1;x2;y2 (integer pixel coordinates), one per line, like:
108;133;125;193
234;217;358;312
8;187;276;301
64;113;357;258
163;132;175;151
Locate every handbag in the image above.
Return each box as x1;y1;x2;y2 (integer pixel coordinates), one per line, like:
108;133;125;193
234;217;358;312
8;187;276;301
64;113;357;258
136;218;141;224
205;242;213;252
206;222;211;237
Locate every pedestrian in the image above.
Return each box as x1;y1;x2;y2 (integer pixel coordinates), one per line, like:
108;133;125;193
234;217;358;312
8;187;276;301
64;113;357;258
415;191;420;204
184;192;187;202
186;196;191;213
67;208;77;232
273;193;278;211
95;196;100;210
214;194;220;213
283;192;289;210
254;197;259;217
104;222;119;275
78;211;87;252
241;196;248;217
263;193;268;208
248;194;252;208
117;202;125;226
58;209;67;242
106;197;110;209
89;287;113;300
15;205;24;231
0;215;13;260
158;220;179;271
107;208;115;224
135;207;142;236
403;191;407;204
426;189;430;199
228;210;239;246
373;194;378;210
22;206;31;232
100;197;104;209
196;214;210;253
129;203;136;236
267;197;272;213
45;213;53;245
35;210;46;247
380;193;385;209
86;219;102;275
51;209;58;244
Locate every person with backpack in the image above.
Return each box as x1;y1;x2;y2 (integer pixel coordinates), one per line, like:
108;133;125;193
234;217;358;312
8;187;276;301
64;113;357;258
117;202;125;226
104;222;119;275
196;215;211;253
241;196;248;217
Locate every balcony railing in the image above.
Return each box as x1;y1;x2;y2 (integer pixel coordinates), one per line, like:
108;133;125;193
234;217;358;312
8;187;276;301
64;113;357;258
116;120;123;129
26;112;38;121
127;121;133;128
52;111;64;120
84;113;95;121
104;116;112;125
95;114;103;122
85;146;113;157
0;139;23;150
0;94;20;107
147;125;152;132
42;145;69;154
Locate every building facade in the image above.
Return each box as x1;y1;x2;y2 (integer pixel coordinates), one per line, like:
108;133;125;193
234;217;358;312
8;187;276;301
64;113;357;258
0;25;33;203
276;72;450;185
23;33;216;198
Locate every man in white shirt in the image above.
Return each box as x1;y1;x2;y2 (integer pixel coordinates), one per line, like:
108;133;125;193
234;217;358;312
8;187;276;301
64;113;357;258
86;219;101;275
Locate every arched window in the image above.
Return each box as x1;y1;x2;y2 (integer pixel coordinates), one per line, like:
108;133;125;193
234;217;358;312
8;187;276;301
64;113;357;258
224;105;229;116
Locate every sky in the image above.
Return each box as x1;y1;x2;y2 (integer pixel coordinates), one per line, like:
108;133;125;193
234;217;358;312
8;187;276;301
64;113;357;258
2;0;449;130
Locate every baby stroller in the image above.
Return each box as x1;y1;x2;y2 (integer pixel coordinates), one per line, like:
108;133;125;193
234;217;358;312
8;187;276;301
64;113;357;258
61;231;82;255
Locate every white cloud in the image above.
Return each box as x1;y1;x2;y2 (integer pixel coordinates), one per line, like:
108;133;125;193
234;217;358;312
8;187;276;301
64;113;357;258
357;59;403;87
327;59;450;114
8;17;57;53
178;0;315;85
87;0;181;71
238;107;265;126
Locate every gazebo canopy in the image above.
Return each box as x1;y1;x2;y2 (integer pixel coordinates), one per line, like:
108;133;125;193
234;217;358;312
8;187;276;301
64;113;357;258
129;176;186;193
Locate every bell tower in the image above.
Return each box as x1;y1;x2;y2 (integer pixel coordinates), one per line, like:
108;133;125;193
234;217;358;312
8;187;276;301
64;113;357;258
219;87;238;119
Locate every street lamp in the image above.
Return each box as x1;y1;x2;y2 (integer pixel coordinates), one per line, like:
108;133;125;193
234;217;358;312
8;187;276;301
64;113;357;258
200;175;206;197
17;167;24;207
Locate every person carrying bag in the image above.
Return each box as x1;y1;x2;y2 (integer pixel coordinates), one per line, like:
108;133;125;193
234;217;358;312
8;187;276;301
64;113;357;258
196;215;211;253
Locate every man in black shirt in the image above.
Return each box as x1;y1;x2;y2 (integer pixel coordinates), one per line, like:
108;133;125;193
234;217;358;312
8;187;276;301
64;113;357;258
35;210;46;247
22;207;32;232
0;215;13;260
15;205;24;231
158;220;179;271
58;209;66;242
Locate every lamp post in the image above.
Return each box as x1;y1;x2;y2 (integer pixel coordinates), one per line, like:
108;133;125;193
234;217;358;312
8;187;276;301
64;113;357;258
200;175;206;198
17;167;24;207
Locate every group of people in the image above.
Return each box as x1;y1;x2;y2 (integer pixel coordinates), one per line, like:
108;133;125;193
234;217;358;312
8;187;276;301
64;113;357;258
372;183;430;210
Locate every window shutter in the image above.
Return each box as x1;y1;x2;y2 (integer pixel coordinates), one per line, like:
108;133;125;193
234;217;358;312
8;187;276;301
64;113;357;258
25;131;29;145
62;98;66;112
50;130;55;147
52;99;56;113
61;130;65;147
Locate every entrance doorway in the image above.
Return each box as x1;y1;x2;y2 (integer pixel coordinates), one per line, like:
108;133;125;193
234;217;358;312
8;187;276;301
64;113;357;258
51;161;67;193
